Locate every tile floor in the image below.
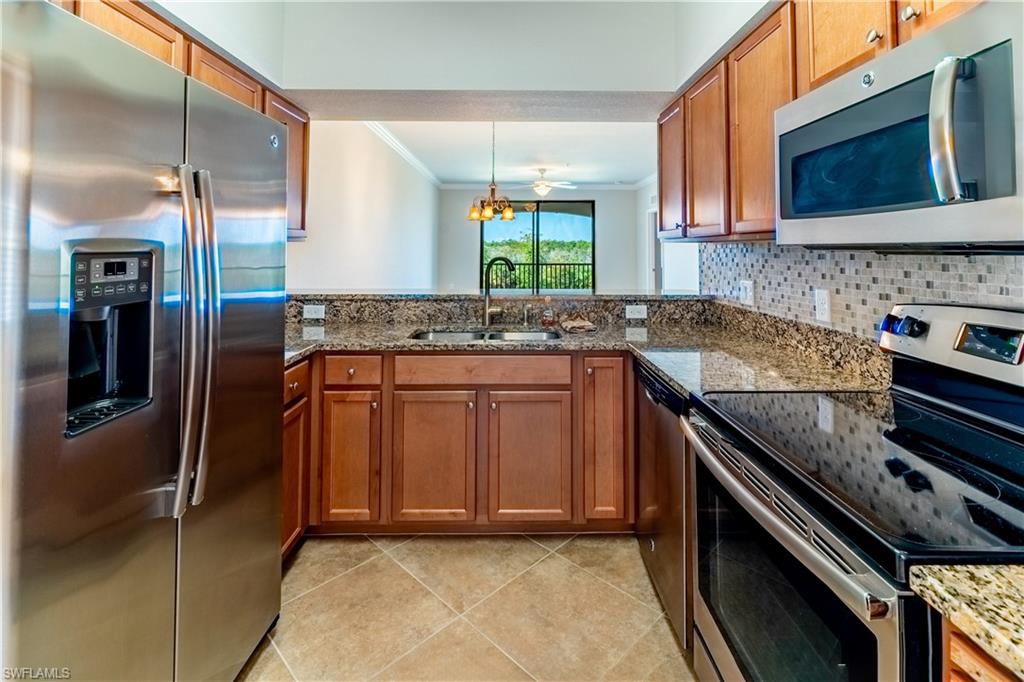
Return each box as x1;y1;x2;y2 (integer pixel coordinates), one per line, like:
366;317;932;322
237;534;695;681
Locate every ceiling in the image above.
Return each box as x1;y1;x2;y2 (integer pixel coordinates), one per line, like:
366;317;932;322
380;121;657;187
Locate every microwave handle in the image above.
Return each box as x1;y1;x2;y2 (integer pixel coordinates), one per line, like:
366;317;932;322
928;56;971;204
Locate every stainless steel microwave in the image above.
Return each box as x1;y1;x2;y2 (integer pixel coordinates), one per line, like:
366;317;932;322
775;1;1023;251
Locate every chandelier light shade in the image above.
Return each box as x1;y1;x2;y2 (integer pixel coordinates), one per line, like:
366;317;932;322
468;122;515;222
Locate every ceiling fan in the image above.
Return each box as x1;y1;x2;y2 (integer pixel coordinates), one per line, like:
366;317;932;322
511;169;577;197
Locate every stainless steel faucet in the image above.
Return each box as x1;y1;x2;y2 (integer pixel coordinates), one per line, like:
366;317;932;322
483;256;515;326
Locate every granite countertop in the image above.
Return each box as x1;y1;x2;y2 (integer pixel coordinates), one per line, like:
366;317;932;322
911;565;1024;678
285;322;883;398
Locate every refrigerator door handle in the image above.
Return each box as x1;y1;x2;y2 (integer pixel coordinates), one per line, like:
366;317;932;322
190;169;222;506
174;163;207;518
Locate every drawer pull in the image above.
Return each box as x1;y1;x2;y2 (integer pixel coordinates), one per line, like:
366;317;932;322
586;367;594;376
899;5;920;21
347;367;356;377
490;402;497;411
467;401;475;410
370;401;378;410
865;27;883;44
289;381;299;391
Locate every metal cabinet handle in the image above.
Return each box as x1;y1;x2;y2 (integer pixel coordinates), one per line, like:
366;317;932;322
490;402;497;411
586;367;594;376
370;401;378;410
929;56;973;204
467;401;475;410
289;381;300;391
865;28;883;44
347;367;356;376
899;5;920;21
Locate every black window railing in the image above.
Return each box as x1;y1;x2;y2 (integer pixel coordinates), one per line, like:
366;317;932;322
486;262;593;292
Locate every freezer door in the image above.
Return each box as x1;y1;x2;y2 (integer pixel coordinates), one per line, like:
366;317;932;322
1;2;186;678
176;80;286;681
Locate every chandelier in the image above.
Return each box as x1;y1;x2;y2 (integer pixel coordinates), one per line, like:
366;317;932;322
467;122;515;222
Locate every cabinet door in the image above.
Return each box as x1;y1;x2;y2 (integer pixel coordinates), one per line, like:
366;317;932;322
795;0;895;95
189;44;263;110
896;0;978;43
282;397;309;554
264;92;309;239
78;0;187;70
658;100;685;239
583;358;625;519
487;391;572;522
728;4;795;235
684;61;730;238
322;391;381;522
392;391;477;522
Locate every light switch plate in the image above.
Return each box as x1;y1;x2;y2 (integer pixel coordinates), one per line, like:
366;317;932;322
814;288;832;323
625;327;648;342
738;280;755;306
817;396;834;434
303;304;326;320
625;304;648;320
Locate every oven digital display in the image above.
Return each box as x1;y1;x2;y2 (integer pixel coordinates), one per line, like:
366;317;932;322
955;324;1024;365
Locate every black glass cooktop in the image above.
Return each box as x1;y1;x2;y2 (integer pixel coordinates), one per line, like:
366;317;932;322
696;389;1024;579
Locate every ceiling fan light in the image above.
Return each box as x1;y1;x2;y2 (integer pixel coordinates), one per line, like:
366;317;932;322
481;204;495;220
467;204;482;221
500;206;515;221
533;183;552;197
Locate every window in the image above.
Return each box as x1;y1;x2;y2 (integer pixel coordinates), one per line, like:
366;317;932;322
480;200;595;294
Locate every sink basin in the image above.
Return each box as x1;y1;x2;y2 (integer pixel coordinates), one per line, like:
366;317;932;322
487;331;562;341
409;330;487;342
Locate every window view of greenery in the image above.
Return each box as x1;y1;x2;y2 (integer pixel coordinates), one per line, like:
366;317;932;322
481;201;595;293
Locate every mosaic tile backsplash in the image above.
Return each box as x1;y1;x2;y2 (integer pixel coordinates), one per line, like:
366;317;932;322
700;243;1024;339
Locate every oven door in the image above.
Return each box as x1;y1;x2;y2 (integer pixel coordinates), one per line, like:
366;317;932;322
682;416;902;682
775;0;1023;248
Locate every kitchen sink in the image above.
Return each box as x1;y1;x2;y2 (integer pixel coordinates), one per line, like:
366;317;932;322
486;331;561;341
409;330;487;342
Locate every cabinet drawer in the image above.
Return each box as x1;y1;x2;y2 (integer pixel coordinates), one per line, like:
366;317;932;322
394;355;572;385
324;355;383;385
283;360;310;405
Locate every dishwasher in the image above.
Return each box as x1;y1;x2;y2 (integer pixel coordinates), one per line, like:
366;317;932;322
635;361;690;650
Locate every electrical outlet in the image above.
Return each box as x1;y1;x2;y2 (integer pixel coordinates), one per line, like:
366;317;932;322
817;396;834;434
625;327;648;342
303;304;325;320
814;288;832;323
738;280;755;306
302;325;325;340
625;304;648;320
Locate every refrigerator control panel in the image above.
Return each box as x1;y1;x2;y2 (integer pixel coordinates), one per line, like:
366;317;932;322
72;252;153;309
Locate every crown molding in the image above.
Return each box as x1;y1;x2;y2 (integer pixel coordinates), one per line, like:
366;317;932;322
439;180;655;191
363;122;441;186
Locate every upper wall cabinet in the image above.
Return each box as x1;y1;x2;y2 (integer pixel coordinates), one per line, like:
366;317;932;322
77;0;187;71
189;44;263;110
684;60;730;238
794;0;896;95
264;93;310;239
657;100;685;240
728;4;795;235
896;0;978;42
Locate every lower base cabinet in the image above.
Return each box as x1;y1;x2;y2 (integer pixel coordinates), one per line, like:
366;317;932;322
487;391;573;522
322;390;381;522
392;391;477;521
281;396;308;555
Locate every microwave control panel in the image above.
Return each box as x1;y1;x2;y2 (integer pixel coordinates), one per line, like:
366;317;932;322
71;252;153;310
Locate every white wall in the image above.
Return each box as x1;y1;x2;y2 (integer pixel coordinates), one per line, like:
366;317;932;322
437;188;641;293
286;122;440;292
153;1;285;84
634;178;658;292
281;2;678;91
673;1;770;88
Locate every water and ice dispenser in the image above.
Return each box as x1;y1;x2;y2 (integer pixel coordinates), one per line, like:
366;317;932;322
66;251;154;436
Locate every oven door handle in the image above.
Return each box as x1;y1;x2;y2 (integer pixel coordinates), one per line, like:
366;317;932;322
681;415;895;624
928;56;973;204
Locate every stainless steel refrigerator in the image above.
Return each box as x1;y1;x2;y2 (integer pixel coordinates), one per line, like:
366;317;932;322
1;2;285;679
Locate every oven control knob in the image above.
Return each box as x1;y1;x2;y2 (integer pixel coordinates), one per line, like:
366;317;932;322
894;316;929;338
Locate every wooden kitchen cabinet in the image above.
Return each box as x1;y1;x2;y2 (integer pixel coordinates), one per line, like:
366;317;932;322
896;0;978;43
795;0;896;95
77;0;187;71
657;99;685;240
943;619;1016;682
281;396;309;555
487;391;573;522
264;92;309;240
684;60;730;238
728;4;795;235
322;390;381;522
583;357;626;519
392;391;477;521
189;44;263;110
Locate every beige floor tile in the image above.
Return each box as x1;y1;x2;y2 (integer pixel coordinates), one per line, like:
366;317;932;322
557;535;662;609
274;555;456;681
525;534;576;551
368;535;418;551
281;537;381;603
466;554;661;680
390;535;548;613
237;636;294;681
372;619;531;681
604;617;694;682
